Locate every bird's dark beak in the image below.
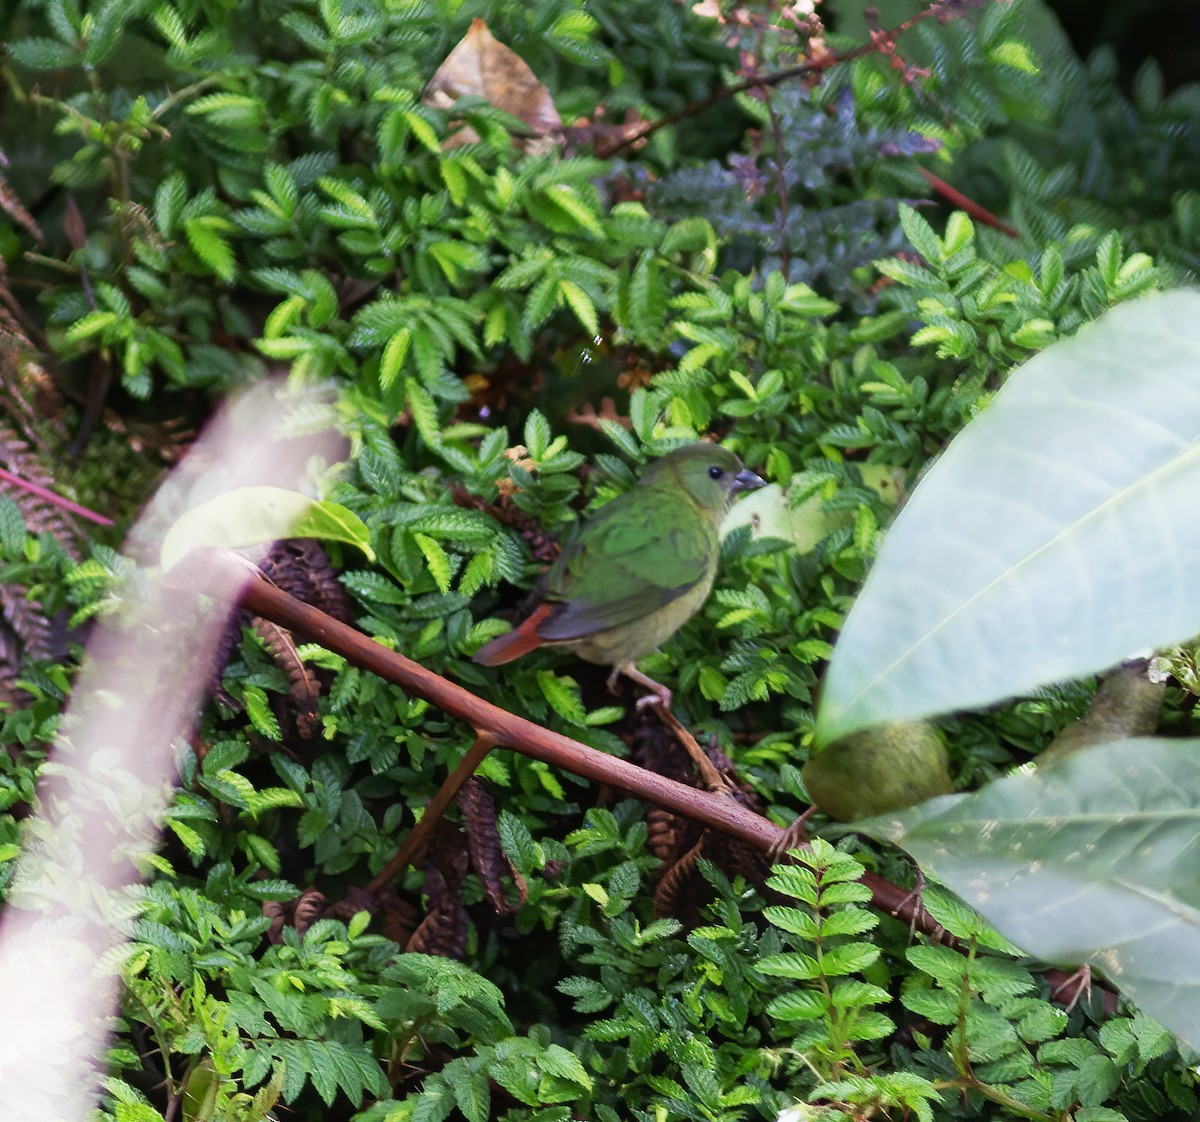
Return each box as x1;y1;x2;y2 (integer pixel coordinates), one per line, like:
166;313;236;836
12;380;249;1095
732;468;766;495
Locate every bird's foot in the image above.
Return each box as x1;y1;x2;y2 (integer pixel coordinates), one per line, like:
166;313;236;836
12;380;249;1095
1051;964;1092;1012
887;866;933;940
610;663;672;711
635;689;671;711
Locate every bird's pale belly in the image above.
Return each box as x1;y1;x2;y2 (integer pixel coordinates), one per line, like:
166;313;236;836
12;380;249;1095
561;570;716;666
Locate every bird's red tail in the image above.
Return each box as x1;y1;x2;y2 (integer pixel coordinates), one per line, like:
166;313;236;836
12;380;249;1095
471;602;555;666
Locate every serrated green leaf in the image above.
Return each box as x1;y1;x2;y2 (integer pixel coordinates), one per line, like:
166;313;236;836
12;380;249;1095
186;92;264;129
558;280;598;336
766;990;827;1021
0;497;26;557
414;532;453;593
898;204;942;263
8;36;79;69
183;217;236;281
65;311;120;342
536;670;587;725
757;951;819;980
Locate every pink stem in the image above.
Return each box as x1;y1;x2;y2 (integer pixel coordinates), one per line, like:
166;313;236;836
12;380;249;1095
0;466;114;527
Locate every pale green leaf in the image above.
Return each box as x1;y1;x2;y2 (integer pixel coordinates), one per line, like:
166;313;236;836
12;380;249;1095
292;501;375;560
819;291;1200;743
719;484;829;552
855;736;1200;1053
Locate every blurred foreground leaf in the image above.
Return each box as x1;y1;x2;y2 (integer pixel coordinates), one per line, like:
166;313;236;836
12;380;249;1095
819;290;1200;743
855;737;1200;1050
161;487;373;569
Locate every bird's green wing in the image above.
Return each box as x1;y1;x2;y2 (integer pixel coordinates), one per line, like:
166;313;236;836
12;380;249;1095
535;484;717;641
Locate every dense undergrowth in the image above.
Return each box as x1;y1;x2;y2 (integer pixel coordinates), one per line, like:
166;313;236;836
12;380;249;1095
3;0;1200;1118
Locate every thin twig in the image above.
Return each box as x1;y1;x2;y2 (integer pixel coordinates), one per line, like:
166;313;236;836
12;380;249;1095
651;703;730;792
918;166;1020;238
366;733;498;893
598;0;987;158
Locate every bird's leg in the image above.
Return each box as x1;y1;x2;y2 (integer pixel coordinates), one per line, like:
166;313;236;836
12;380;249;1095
1051;964;1093;1012
608;661;673;711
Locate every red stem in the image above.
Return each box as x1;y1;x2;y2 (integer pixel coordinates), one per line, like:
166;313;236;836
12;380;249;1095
0;466;114;527
918;167;1020;238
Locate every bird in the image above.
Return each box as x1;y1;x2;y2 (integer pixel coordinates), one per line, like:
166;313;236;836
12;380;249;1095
473;442;765;709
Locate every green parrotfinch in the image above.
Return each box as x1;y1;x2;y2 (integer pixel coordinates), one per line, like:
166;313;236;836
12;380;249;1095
473;443;765;708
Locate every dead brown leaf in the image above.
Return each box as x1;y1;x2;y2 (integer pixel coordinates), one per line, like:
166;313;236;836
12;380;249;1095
566;396;628;431
424;18;562;154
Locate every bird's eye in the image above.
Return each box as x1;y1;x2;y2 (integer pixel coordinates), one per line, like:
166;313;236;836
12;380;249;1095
708;466;724;479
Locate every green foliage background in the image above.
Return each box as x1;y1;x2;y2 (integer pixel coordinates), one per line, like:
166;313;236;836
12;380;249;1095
3;0;1200;1118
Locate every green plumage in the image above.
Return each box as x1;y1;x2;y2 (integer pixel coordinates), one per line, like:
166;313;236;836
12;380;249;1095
536;484;718;650
473;443;765;708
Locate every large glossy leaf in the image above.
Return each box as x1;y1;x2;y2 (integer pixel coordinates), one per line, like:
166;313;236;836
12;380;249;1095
818;290;1200;744
854;737;1200;1050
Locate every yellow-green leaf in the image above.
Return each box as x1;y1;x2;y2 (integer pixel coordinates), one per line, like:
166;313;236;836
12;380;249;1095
414;531;452;593
558;279;599;336
380;327;412;390
183;216;236;281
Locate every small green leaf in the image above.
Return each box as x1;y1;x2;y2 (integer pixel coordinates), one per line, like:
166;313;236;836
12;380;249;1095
558;279;599;335
380;328;412;390
898;204;941;263
404;110;440;153
65;311;120;342
8;37;79;69
414;532;452;593
183;217;236;281
536;670;587;725
941;211;975;258
990;40;1038;73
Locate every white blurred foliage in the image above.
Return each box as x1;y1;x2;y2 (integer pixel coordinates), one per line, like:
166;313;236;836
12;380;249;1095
0;380;339;1119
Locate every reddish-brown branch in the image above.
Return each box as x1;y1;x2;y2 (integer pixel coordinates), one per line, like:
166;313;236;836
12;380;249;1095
179;549;1112;1008
918;167;1020;238
187;549;780;849
185;551;950;941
